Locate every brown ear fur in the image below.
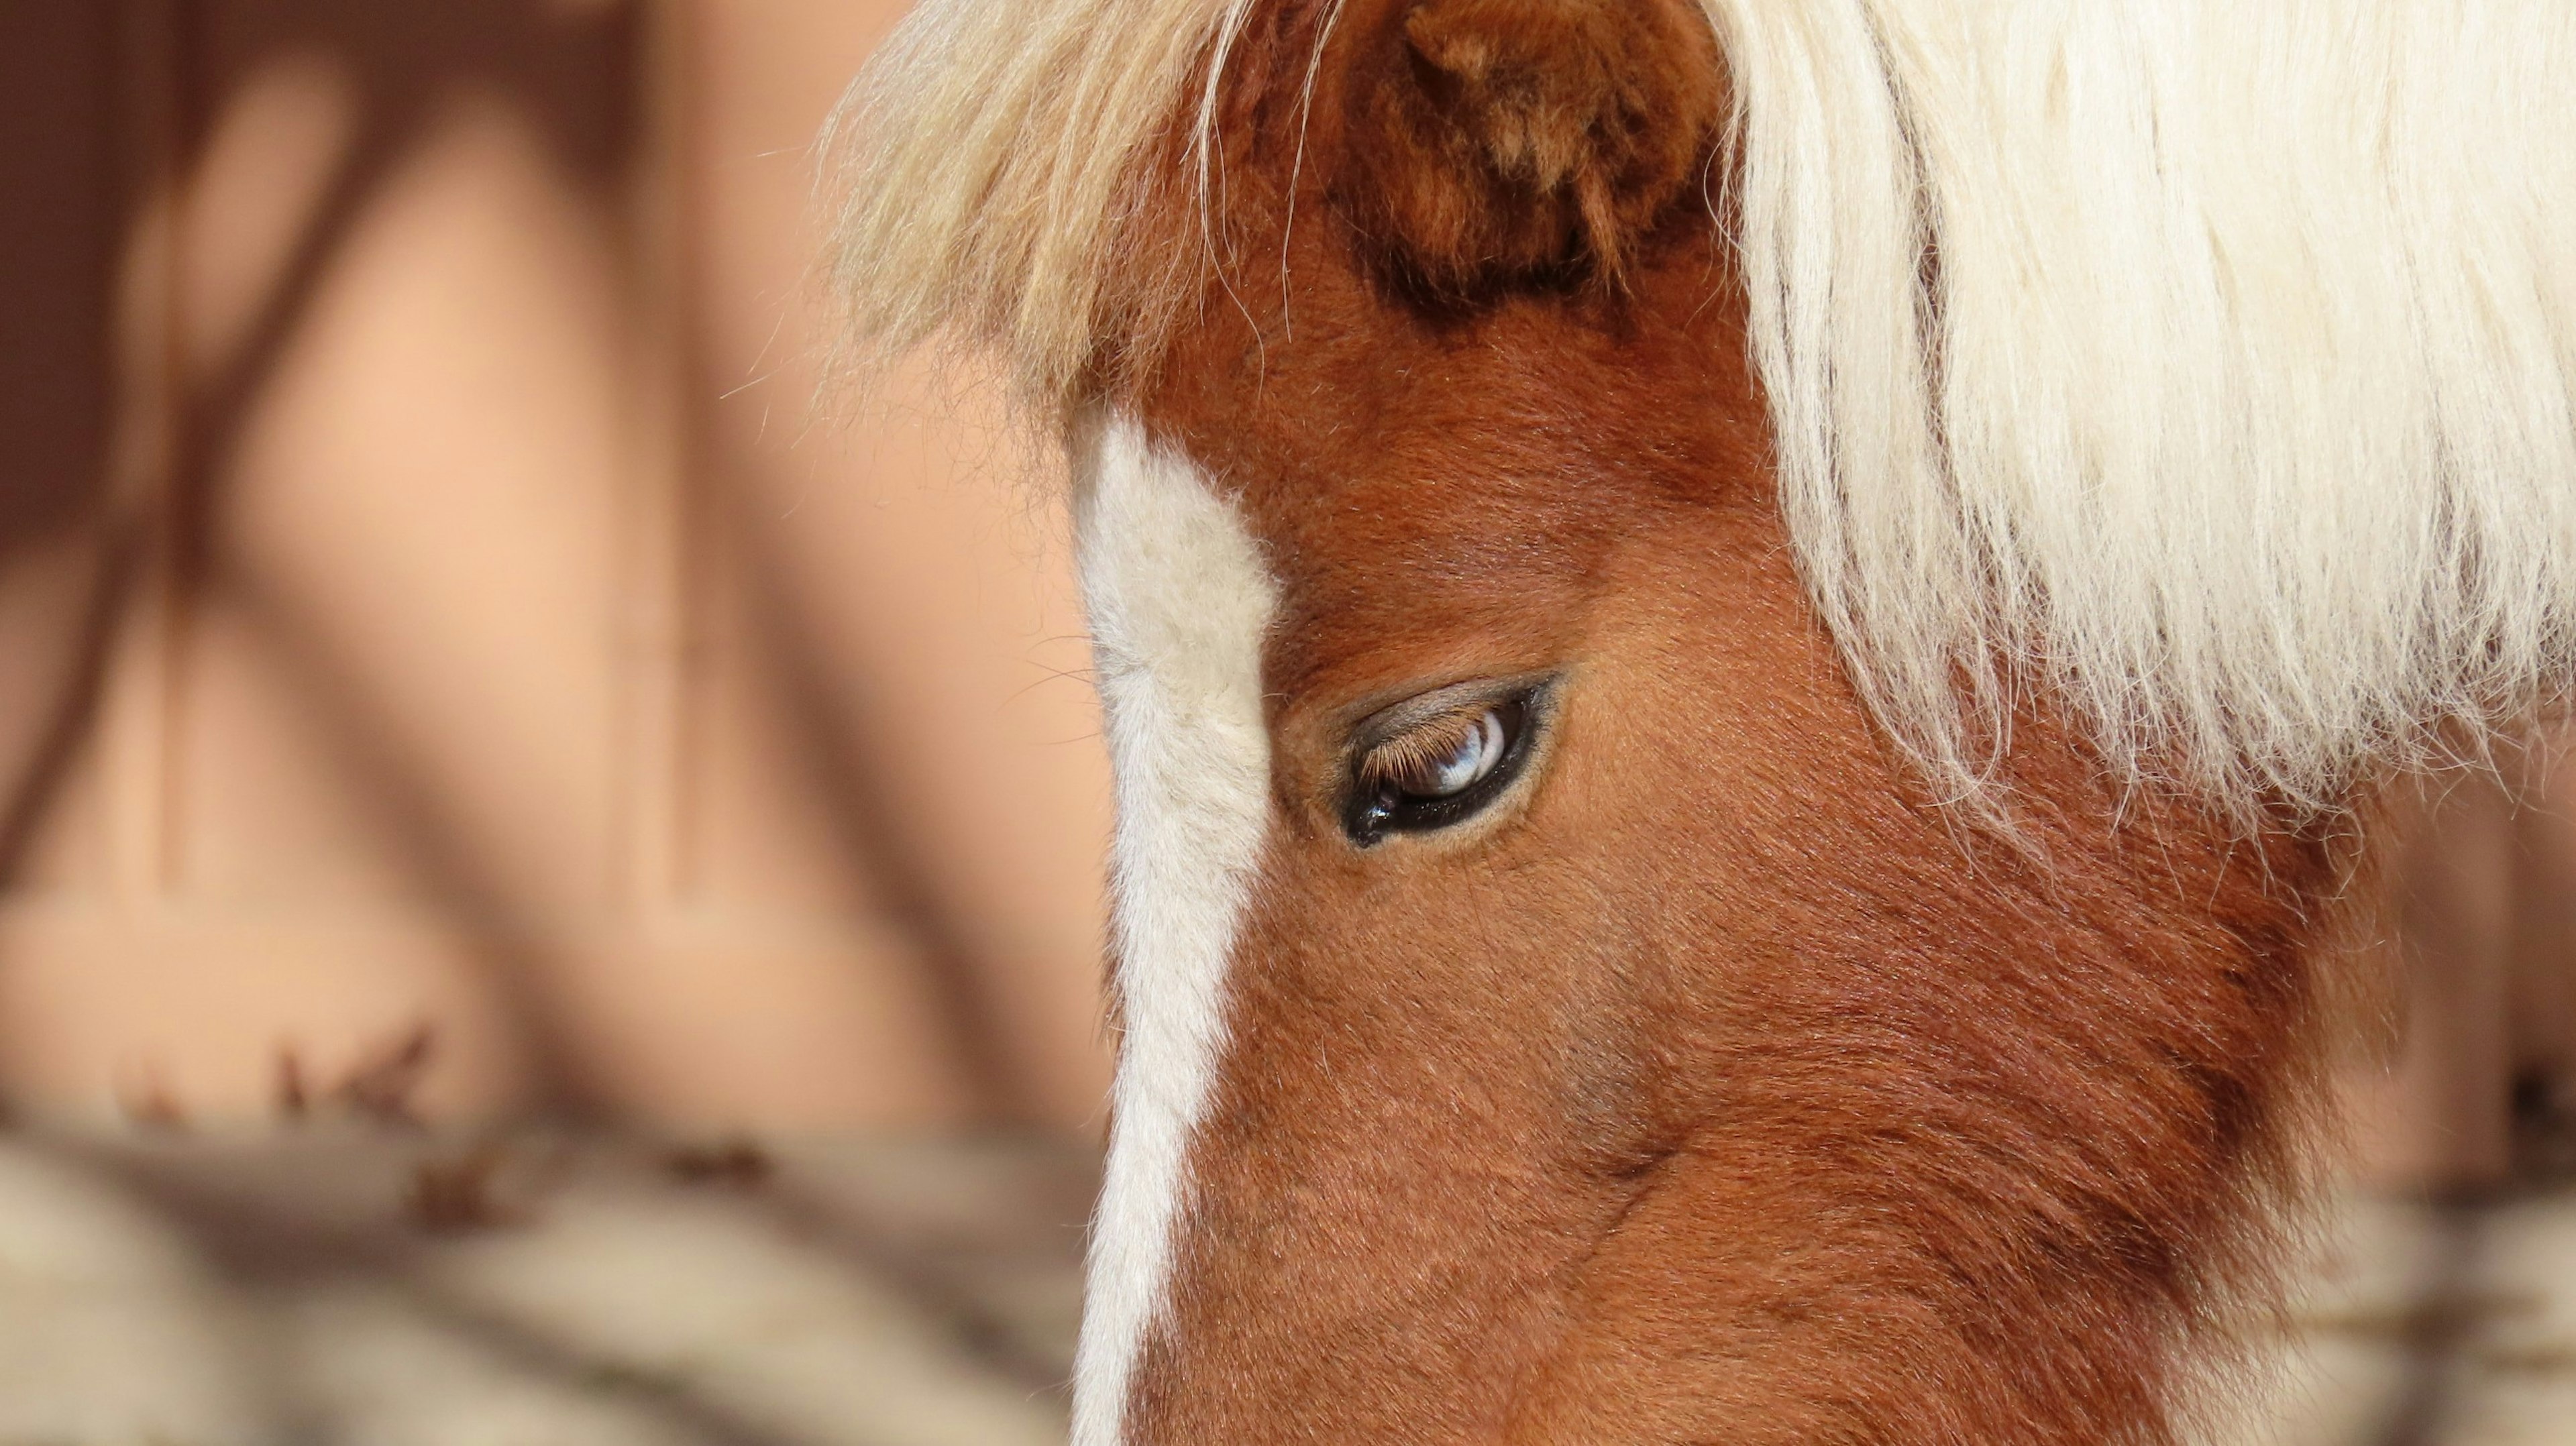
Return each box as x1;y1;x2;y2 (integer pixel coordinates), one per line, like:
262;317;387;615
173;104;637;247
1333;0;1726;299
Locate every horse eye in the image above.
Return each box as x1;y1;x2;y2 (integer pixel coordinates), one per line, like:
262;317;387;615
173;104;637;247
1344;685;1545;846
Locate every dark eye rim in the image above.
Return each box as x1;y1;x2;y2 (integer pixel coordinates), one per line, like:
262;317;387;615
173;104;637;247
1341;673;1560;848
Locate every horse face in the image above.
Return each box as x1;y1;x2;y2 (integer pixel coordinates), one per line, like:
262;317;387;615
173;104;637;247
1070;3;2330;1441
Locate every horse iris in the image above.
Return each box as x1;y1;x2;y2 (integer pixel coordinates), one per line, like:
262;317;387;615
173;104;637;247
1417;710;1505;796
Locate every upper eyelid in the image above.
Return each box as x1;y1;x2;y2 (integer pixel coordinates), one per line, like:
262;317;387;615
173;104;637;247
1344;672;1556;757
1358;701;1488;761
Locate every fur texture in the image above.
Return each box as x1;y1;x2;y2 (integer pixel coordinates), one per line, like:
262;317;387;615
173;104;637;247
828;0;2576;816
1069;417;1279;1446
1332;0;1725;296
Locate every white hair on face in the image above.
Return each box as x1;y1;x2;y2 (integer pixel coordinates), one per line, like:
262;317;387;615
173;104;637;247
1069;415;1279;1445
1715;0;2576;810
831;0;2576;815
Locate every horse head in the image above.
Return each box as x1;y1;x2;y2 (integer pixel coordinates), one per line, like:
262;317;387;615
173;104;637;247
830;0;2576;1439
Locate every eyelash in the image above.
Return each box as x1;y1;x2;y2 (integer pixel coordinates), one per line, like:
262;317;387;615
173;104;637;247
1342;682;1550;847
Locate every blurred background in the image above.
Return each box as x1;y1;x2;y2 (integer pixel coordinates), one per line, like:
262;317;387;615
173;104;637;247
0;2;2571;1442
0;0;1110;1133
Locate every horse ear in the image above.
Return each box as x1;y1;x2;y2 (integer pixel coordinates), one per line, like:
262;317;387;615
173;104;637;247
1334;0;1726;298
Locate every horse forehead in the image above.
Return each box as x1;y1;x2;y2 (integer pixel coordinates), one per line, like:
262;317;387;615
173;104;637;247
1144;398;1735;704
1141;273;1766;631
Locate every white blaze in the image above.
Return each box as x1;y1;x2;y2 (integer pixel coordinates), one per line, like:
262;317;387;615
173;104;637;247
1069;415;1279;1446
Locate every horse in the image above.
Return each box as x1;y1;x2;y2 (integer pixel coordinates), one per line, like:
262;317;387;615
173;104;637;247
826;1;2576;1440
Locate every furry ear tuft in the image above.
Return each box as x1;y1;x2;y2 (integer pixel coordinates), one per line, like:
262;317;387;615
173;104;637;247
1334;0;1725;298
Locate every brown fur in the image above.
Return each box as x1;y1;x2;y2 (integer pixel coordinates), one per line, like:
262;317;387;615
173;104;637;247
1331;0;1725;298
1095;2;2349;1439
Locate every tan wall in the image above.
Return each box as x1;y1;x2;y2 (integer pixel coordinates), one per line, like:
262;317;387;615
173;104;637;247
2348;748;2576;1190
0;1;1113;1131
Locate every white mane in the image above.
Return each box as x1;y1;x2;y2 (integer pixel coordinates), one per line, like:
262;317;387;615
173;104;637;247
1725;0;2576;810
832;0;2576;812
